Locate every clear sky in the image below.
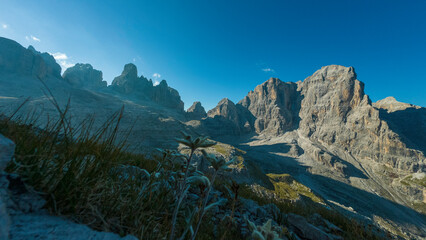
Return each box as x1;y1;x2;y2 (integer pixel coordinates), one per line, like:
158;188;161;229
1;0;425;110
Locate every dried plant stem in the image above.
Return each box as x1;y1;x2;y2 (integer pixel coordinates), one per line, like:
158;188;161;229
191;170;218;240
169;148;195;240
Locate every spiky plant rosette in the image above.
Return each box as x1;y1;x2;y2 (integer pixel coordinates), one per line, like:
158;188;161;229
201;149;236;171
175;131;216;151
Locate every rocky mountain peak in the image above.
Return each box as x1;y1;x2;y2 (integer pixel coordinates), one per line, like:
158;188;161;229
186;101;207;119
204;98;254;135
62;63;106;90
122;63;138;79
239;77;300;135
298;65;424;173
252;77;284;100
111;64;146;94
110;63;184;111
158;79;168;87
373;96;420;112
208;98;245;128
208;98;237;119
0;37;61;79
300;65;369;120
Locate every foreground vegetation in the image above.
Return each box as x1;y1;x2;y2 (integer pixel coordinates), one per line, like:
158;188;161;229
0;99;389;239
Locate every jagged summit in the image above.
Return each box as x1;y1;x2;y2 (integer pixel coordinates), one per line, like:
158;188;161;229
208;98;238;121
122;63;138;79
63;63;106;90
186;101;207;119
110;63;184;111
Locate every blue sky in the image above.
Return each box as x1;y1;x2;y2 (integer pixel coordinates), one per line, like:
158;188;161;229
1;0;425;110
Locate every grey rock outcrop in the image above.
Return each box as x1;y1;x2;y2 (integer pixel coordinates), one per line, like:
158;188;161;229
186;101;207;119
0;37;61;79
63;63;106;90
110;63;184;111
239;77;301;135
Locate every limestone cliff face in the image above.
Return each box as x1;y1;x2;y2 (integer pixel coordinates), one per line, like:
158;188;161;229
0;37;61;79
239;78;300;135
298;65;424;173
63;63;106;90
110;63;184;111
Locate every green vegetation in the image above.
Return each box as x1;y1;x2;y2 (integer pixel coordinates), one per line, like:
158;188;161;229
212;143;229;156
400;174;426;188
266;173;323;203
211;142;246;170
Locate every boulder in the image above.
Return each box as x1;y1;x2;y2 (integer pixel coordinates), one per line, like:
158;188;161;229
287;213;332;240
10;213;137;240
0;134;14;171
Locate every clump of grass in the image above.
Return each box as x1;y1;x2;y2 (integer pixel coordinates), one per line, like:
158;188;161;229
1;100;172;238
265;173;323;203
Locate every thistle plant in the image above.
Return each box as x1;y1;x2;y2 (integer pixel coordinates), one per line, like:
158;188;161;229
190;150;235;240
220;180;240;240
169;131;215;240
247;219;283;240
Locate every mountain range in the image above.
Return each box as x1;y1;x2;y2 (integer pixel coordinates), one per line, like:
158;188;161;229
0;36;425;239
